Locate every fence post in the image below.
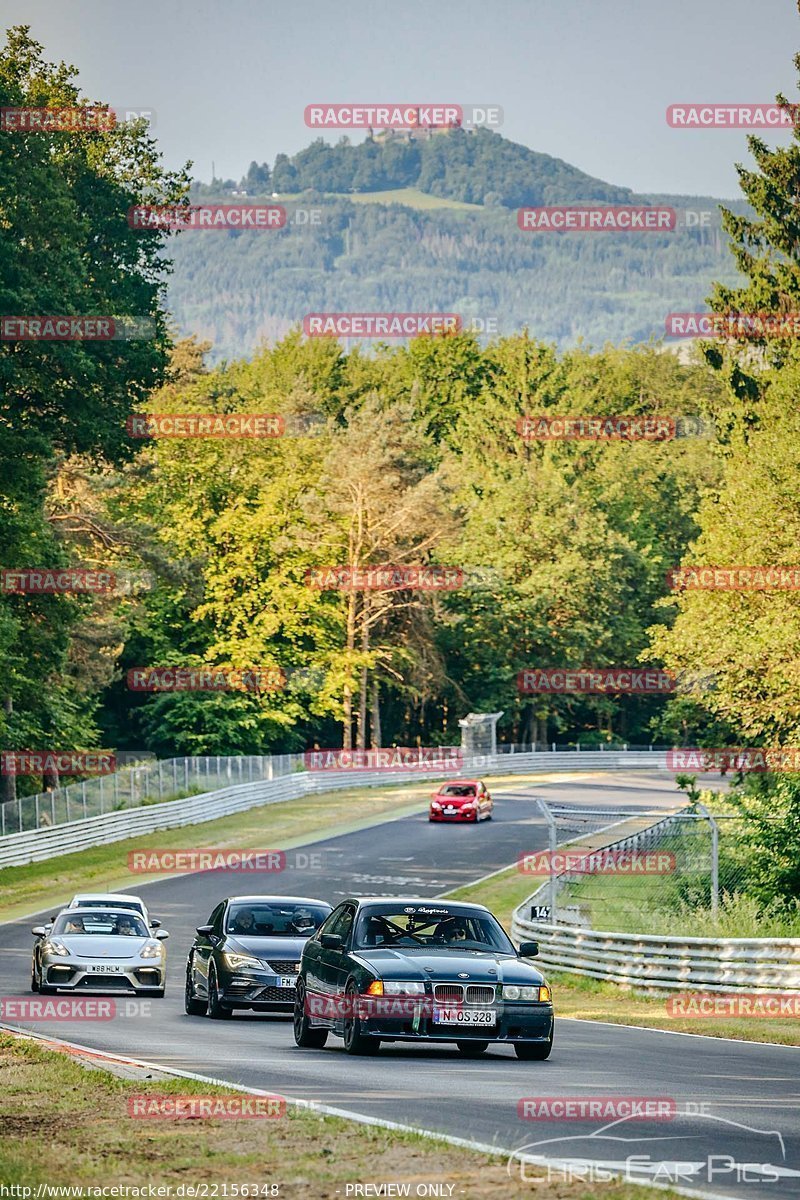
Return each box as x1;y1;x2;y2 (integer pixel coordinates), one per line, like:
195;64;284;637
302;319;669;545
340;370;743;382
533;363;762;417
113;772;119;809
1;802;4;836
696;802;719;916
536;797;559;925
17;793;23;832
99;775;104;815
185;758;189;793
158;760;163;800
51;791;56;824
65;789;71;822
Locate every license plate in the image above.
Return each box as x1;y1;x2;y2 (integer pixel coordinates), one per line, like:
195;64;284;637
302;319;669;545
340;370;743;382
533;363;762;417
278;975;298;989
444;806;456;813
88;964;123;974
433;1007;496;1026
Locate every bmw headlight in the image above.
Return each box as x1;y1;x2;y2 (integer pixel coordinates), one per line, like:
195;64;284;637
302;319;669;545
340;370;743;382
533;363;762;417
42;940;70;957
502;985;542;1001
223;952;262;971
383;981;426;996
140;941;161;959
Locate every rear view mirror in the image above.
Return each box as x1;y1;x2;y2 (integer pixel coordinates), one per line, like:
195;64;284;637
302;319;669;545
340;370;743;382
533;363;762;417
518;940;539;958
195;925;214;937
150;919;162;928
321;933;343;950
31;926;45;937
155;929;169;940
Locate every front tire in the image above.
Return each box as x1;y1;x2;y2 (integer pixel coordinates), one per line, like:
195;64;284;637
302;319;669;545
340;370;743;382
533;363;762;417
30;964;39;993
342;981;380;1055
293;981;329;1048
456;1040;489;1056
514;1035;553;1060
206;963;231;1019
185;964;206;1015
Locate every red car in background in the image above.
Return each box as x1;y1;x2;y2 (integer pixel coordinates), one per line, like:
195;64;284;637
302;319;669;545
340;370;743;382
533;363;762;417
429;779;493;823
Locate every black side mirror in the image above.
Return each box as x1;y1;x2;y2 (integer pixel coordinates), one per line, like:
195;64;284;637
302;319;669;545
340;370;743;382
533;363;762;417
31;926;46;937
150;919;162;928
518;940;539;958
320;932;343;950
195;925;214;937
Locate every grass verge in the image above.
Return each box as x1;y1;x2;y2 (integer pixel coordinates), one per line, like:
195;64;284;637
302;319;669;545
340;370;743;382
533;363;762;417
446;863;800;1046
0;1031;682;1198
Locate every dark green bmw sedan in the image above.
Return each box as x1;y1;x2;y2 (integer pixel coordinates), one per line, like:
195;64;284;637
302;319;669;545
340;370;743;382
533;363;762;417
293;897;553;1058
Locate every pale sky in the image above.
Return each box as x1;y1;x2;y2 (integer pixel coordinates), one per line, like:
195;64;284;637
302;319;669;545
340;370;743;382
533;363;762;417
1;0;797;198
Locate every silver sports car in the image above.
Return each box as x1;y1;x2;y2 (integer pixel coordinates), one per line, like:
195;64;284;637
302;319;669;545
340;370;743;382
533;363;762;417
31;907;169;996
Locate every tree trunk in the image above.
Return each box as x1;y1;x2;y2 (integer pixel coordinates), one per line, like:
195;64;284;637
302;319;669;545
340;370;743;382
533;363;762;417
357;604;369;751
343;589;358;750
0;696;15;807
370;677;381;749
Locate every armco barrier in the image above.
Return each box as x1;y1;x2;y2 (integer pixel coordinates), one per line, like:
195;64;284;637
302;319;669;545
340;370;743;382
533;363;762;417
0;750;667;869
511;809;800;993
509;919;800;993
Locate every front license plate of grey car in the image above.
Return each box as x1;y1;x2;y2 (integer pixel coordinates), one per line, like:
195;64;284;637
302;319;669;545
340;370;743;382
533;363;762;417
278;975;298;988
89;964;124;973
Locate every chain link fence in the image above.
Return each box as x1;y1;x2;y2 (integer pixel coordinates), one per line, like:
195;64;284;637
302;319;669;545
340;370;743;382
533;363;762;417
0;753;307;836
528;802;760;936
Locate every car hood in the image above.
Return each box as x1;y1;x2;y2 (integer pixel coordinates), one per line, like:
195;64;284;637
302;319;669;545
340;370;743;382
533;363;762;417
350;948;545;985
226;935;308;962
56;935;151;959
432;796;475;806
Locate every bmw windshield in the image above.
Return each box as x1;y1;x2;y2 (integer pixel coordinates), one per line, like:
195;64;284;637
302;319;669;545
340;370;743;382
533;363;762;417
353;904;515;953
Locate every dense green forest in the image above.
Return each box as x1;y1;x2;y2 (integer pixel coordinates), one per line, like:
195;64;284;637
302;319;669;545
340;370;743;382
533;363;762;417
173;130;749;362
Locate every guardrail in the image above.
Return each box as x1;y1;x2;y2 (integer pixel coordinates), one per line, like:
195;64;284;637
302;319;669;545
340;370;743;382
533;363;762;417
511;813;800;993
0;749;669;868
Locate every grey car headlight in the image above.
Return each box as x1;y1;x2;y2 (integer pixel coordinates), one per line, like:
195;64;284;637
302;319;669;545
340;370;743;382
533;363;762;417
42;940;70;957
140;941;162;959
223;952;262;971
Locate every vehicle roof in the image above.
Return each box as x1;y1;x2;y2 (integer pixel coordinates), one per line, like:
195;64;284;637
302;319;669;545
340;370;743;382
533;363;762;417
435;779;481;786
71;892;146;902
224;895;333;906
344;897;491;912
56;906;150;917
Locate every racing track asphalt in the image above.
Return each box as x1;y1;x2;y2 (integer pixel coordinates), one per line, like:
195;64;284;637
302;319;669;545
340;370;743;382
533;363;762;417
1;773;798;1200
